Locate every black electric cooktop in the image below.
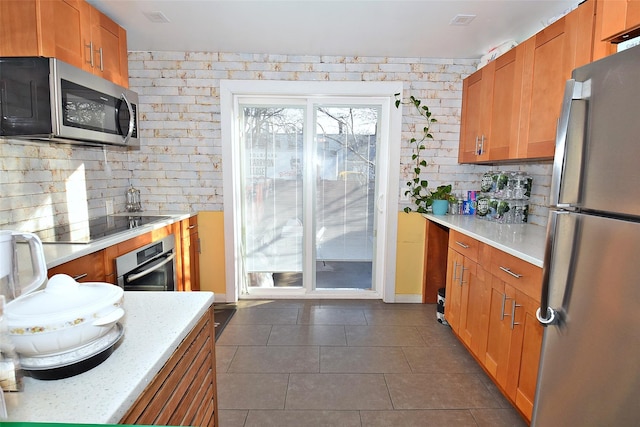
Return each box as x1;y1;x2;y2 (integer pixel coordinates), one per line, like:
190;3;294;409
35;215;170;244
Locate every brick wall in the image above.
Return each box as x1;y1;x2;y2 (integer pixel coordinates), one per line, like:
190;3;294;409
0;51;552;231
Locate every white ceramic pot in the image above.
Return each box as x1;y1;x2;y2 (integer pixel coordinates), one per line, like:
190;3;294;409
4;274;124;356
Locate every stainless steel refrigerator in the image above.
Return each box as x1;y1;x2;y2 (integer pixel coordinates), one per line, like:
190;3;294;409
532;45;640;426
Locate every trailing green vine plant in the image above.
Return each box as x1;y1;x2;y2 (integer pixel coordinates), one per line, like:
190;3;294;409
394;93;437;213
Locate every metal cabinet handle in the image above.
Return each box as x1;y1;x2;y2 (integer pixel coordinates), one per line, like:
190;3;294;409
499;266;522;279
72;273;88;281
474;136;480;156
85;41;95;67
511;300;522;330
500;293;508;320
452;261;459;283
459;266;468;285
478;135;486;155
98;47;104;71
455;241;470;249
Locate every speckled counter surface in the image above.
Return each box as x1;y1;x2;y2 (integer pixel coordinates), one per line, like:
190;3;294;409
4;291;215;424
42;211;194;269
424;214;547;267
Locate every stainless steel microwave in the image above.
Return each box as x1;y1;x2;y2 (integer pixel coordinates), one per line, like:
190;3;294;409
0;57;139;148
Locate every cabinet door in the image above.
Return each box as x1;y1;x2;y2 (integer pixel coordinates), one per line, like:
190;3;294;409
89;7;129;87
444;247;464;332
458;260;491;358
509;290;543;421
189;229;201;291
517;1;595;160
488;48;523;161
0;0;89;66
484;277;513;387
600;0;640;40
41;0;90;69
458;63;493;163
48;250;106;282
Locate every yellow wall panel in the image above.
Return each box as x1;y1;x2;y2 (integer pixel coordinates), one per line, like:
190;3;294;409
197;211;226;296
394;212;426;295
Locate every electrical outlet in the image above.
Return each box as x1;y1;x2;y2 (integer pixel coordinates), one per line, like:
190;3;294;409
105;199;114;215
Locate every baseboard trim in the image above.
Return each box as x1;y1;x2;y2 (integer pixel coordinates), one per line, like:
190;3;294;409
393;294;423;303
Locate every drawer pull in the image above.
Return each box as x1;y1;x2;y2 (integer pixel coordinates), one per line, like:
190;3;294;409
499;266;522;279
72;273;88;281
188;225;197;229
455;241;470;249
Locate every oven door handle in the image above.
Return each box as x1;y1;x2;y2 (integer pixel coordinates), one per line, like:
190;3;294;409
126;253;176;283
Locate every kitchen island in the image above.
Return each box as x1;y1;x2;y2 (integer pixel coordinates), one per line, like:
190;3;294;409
4;291;216;424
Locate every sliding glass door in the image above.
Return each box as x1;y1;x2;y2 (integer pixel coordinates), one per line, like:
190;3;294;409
239;99;379;296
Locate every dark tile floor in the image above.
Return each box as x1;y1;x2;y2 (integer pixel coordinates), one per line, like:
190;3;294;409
215;300;528;427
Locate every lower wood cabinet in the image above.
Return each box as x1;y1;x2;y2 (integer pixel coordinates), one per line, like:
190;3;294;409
180;215;200;292
444;229;543;422
47;249;107;282
120;306;217;426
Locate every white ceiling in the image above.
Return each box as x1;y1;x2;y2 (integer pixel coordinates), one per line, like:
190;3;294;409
88;0;579;59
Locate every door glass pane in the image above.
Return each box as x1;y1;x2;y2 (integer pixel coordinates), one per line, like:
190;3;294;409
315;106;377;290
241;106;304;289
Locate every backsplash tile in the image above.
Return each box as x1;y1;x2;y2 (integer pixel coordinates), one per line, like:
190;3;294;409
0;50;552;232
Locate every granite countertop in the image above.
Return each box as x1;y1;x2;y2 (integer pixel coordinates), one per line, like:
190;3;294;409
42;211;194;269
4;291;215;424
424;214;547;267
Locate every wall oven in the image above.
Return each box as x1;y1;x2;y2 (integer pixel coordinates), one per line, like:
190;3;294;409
115;235;176;291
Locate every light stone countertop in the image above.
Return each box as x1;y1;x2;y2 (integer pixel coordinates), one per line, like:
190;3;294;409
3;291;215;424
423;214;547;267
41;211;194;269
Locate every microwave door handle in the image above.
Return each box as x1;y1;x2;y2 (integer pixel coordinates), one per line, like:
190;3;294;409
120;93;135;144
126;253;175;283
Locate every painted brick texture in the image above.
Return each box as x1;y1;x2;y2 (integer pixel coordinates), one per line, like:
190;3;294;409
0;51;552;232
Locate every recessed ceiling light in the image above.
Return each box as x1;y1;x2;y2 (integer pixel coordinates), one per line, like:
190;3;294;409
143;11;171;24
450;14;476;26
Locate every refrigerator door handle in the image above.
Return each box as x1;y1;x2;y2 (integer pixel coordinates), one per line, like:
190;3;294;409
537;210;561;325
550;79;589;207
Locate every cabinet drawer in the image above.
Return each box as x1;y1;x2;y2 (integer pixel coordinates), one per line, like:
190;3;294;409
448;230;480;262
48;250;106;282
489;248;542;300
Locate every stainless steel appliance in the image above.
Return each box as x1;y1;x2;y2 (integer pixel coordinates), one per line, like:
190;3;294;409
0;57;138;147
115;235;176;291
533;45;640;425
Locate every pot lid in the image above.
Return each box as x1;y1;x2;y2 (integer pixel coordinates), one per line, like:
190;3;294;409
5;274;123;324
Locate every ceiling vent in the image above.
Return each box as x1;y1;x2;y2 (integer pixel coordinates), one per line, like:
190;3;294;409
143;11;171;24
450;14;476;26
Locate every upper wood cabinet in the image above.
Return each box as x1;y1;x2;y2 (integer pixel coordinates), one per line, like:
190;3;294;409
517;0;596;161
0;0;129;87
459;0;599;164
458;62;493;163
458;48;525;164
600;0;640;40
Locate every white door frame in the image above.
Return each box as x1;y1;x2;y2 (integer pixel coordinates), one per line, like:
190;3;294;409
220;80;402;302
